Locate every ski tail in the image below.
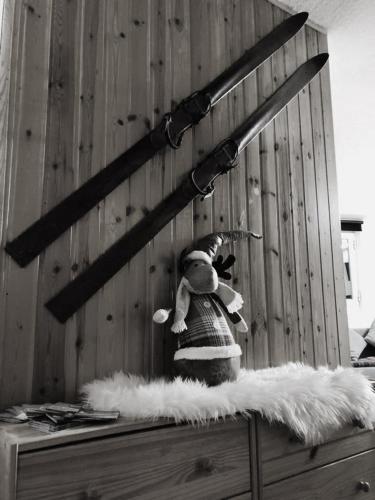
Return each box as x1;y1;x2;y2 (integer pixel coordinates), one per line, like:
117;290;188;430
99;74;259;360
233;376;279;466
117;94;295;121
45;183;196;323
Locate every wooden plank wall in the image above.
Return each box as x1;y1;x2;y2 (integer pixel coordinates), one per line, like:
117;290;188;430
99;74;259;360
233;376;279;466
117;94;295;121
0;0;349;407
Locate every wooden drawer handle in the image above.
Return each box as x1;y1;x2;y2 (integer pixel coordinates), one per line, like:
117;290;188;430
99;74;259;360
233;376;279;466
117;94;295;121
358;481;371;492
196;457;215;474
84;489;102;500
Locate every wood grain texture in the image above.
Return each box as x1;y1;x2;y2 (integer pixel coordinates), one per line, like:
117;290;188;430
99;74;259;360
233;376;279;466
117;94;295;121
285;25;314;365
3;416;375;500
258;420;375;485
191;0;214;242
0;0;349;407
317;32;350;367
242;0;269;370
229;0;253;367
16;420;251;500
227;493;252;500
166;0;194;375
0;0;52;406
147;0;176;377
74;0;103;396
95;0;128;380
0;429;18;500
32;0;81;403
272;6;299;362
1;417;175;453
0;0;16;406
297;25;328;366
306;26;339;368
255;0;286;366
263;448;375;500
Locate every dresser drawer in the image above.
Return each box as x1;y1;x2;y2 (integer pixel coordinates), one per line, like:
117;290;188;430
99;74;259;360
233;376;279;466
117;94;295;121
227;493;252;499
263;448;375;500
16;419;251;499
258;420;375;484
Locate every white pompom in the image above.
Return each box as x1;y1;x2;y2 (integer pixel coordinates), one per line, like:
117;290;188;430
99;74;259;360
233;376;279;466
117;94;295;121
153;309;172;324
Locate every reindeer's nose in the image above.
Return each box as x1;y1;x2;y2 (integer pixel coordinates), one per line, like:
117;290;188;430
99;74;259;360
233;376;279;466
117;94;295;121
185;260;218;293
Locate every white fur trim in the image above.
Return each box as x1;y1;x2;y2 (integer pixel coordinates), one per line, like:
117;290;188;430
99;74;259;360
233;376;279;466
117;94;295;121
82;363;375;445
174;344;242;360
185;250;212;265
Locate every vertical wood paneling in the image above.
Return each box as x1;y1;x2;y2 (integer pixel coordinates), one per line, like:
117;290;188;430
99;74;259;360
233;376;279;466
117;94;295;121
307;27;339;368
191;0;213;241
211;0;231;237
32;0;82;402
286;26;314;365
95;0;129;379
123;0;151;375
228;0;253;367
0;0;349;406
166;0;193;375
0;0;14;245
75;0;104;392
272;6;299;362
241;0;269;369
1;0;52;405
0;0;16;394
317;32;350;366
255;0;286;365
298;26;327;366
147;0;175;377
78;0;103;386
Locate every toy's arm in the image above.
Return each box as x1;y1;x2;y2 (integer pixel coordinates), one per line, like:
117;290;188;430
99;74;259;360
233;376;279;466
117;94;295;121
212;293;248;333
230;311;248;333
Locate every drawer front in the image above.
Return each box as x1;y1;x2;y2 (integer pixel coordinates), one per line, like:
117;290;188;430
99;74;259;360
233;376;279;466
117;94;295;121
17;420;251;499
226;493;252;499
263;448;375;500
259;419;375;484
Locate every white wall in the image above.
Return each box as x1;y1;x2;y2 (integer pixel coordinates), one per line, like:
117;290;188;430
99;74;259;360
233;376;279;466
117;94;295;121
280;0;375;327
278;0;375;328
328;1;375;328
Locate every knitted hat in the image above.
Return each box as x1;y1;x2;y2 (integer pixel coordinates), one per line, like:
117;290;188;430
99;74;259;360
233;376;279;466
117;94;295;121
179;230;261;272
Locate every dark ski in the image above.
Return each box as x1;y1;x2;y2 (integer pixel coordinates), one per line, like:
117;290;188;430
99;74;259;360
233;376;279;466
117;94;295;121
46;54;329;323
5;12;308;267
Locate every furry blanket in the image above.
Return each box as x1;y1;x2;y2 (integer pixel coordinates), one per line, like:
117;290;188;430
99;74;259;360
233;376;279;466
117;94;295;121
82;363;375;444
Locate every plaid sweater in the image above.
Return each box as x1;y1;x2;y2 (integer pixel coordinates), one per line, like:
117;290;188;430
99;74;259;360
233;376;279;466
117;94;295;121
175;294;241;360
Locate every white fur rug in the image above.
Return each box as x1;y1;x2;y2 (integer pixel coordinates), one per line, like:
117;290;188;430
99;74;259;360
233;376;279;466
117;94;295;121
82;363;375;444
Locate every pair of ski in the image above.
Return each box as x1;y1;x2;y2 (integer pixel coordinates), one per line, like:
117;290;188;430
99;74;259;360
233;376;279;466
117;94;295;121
5;12;327;323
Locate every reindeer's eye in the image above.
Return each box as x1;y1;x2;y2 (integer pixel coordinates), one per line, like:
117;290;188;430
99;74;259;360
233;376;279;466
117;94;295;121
194;263;198;267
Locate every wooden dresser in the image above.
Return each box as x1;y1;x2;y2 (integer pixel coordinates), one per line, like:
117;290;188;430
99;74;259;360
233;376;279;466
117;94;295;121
1;416;374;500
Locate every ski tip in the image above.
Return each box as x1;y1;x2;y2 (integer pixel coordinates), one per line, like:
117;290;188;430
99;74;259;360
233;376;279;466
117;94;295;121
282;11;309;35
294;11;309;25
311;52;329;68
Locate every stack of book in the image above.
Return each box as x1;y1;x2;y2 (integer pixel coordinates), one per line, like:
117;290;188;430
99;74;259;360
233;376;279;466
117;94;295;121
0;402;120;433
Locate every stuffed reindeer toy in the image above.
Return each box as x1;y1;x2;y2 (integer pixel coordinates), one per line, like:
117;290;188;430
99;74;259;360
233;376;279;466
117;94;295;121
153;230;261;386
